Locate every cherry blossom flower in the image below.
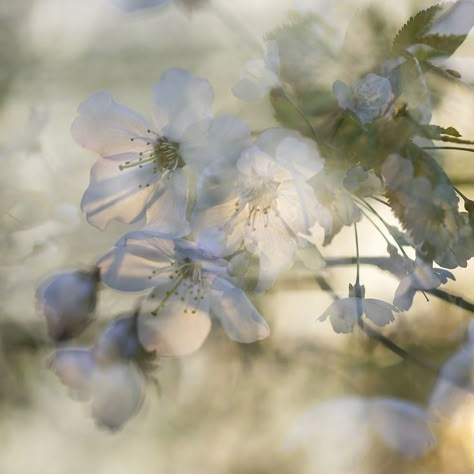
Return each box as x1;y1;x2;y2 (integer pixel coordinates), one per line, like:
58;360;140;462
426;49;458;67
333;73;394;124
97;231;270;356
307;169;362;246
382;154;473;269
429;321;474;421
51;314;151;430
232;40;281;101
51;347;146;430
284;396;435;466
113;0;207;13
192;128;325;290
36;268;100;341
394;259;455;311
72;68;250;235
319;282;398;333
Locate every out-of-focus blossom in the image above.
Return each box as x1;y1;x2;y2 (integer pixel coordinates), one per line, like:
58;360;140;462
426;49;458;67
192;128;325;290
94;315;144;363
319;283;398;333
343;165;384;196
72;68;250;235
51;347;146;431
382;153;473;269
394;259;455;311
97;232;269;356
333;73;394;124
284;396;436;470
232;40;281;101
307;169;362;246
429;321;474;421
113;0;207;13
36;268;100;341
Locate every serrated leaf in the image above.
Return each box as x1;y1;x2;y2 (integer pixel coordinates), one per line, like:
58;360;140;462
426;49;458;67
419;124;461;139
392;3;448;53
417;34;468;57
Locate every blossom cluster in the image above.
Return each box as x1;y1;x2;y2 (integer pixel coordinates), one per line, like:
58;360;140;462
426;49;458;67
35;0;474;431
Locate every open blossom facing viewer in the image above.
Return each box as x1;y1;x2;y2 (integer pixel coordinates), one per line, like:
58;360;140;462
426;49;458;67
72;68;250;235
97;232;270;357
192;129;325;290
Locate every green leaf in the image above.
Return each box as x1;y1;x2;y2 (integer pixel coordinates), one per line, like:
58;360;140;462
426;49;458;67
419;124;461;139
392;3;448;53
417;33;467;57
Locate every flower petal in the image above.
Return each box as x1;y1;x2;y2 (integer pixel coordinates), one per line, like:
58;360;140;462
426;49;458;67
50;348;95;401
90;362;146;431
97;232;175;292
319;298;359;334
81;156;159;230
138;283;212;357
144;168;190;237
363;299;397;326
370;397;436;459
71;91;153;158
180;115;251;171
210;277;269;343
152;68;213;141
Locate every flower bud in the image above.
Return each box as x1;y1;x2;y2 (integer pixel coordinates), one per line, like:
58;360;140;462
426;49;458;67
94;315;142;363
36;268;99;341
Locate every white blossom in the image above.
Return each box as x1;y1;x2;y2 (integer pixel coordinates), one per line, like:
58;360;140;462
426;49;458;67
72;68;250;235
284;396;435;467
232;40;281;101
394;259;455;311
97;231;270;356
36;268;99;341
192;128;325;291
319;283;398;333
333;73;394;124
51;347;146;431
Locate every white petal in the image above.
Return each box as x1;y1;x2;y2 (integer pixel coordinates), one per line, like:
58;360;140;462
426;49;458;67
51;348;95;401
363;299;397;326
192;200;247;257
428;347;473;419
71;91;153;158
232;58;280;101
180;115;251;171
210;277;269;343
370;397;436;459
113;0;172;12
319;298;359;334
277;180;320;234
152;68;213;141
81;156;159;230
36;269;97;340
275;136;324;179
97;232;175;292
144;168;190;237
90;362;146;431
332;80;353;110
263;40;280;74
94;315;141;363
393;276;417;311
138;283;212;357
244;209;296;290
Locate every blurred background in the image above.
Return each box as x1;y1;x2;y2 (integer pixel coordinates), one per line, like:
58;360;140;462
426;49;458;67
0;0;473;472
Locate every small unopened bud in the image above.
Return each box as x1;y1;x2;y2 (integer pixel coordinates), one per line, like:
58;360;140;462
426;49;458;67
94;315;142;363
36;268;100;341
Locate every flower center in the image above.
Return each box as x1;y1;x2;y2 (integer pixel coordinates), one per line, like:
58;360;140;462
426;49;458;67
119;130;185;187
148;258;208;316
